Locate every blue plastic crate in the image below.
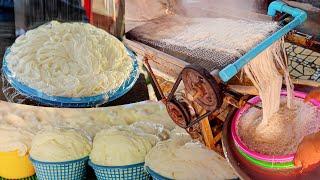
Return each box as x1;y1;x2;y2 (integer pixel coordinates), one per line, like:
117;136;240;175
2;47;139;107
30;157;88;180
145;166;172;180
89;161;150;180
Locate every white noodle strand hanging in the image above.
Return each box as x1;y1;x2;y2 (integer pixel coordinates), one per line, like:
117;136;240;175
243;39;293;130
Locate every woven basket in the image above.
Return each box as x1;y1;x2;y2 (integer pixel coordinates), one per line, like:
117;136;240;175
89;160;150;180
145;166;172;180
30;157;88;180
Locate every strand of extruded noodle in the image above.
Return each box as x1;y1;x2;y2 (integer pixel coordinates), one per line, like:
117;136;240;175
244;43;281;128
243;40;293;129
271;39;293;109
278;38;294;108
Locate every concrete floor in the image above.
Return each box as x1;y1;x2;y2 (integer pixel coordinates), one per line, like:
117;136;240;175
286;42;320;81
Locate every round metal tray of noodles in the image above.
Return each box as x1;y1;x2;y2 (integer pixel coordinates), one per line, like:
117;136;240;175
2;47;139;107
2;21;139;107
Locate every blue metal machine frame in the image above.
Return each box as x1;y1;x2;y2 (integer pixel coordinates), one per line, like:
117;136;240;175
218;1;307;82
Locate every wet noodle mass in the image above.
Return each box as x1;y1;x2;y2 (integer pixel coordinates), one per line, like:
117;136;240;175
238;97;320;156
238;39;319;156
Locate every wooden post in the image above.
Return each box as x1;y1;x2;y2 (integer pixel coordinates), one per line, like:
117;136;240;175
194;104;215;149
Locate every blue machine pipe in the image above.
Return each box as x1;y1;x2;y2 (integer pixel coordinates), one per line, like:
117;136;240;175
218;0;307;82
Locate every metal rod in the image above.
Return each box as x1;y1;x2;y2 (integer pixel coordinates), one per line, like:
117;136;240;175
143;57;166;100
187;111;213;128
167;74;182;101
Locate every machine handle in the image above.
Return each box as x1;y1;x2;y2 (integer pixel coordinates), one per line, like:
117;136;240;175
218;0;307;82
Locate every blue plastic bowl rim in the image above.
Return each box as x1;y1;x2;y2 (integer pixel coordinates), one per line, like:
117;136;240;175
30;156;89;165
88;160;145;170
145;166;173;180
2;47;139;105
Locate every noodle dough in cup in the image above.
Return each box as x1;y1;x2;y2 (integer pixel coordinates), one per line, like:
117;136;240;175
0;124;36;179
29;128;92;180
89;126;155;179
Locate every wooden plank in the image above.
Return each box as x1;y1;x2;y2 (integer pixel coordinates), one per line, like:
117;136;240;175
200;116;215;149
227;85;259;96
292;79;320;88
212;132;222;145
194;104;215;149
124;38;188;78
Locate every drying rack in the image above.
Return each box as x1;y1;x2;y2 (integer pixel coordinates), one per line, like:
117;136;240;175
218;1;307;82
126;1;307;83
124;1;308;150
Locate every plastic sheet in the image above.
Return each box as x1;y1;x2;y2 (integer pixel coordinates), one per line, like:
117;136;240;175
35;126;93;148
14;0;87;36
2;19;139;107
89;125;157;166
0;100;174;151
145;138;238;180
29;127;92;180
2;47;139;107
130;121;170;141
